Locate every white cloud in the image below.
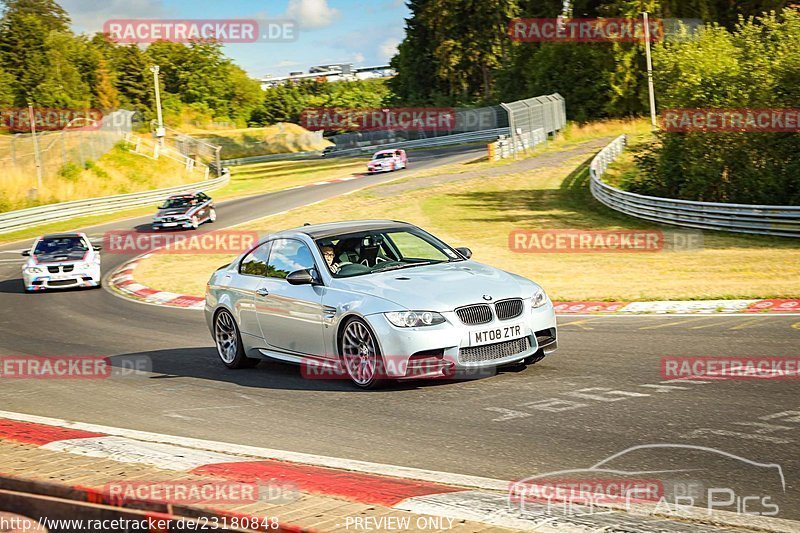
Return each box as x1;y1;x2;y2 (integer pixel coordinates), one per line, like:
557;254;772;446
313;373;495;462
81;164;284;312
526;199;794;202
379;37;400;62
285;0;340;29
275;60;302;67
353;52;365;63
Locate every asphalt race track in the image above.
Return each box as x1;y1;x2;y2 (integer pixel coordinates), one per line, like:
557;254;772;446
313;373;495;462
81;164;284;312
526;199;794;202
1;144;799;521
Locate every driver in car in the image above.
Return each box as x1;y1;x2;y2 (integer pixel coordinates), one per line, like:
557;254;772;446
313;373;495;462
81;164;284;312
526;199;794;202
321;245;340;273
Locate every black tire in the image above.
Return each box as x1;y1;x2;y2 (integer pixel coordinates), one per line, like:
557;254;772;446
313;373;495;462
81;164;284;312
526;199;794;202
339;317;387;389
214;309;259;369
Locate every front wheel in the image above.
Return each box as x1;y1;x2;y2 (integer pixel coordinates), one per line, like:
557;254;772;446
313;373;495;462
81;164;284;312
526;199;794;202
214;309;259;369
340;318;386;389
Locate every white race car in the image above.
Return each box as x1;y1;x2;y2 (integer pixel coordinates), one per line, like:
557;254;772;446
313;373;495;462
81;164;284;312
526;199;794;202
367;149;407;173
21;233;101;292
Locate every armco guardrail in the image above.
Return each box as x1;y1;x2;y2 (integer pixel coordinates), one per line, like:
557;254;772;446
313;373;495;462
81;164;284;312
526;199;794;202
0;171;230;235
327;128;511;157
590;135;800;238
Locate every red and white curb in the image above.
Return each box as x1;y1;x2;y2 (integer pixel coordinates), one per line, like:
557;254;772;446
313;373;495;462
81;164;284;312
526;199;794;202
109;254;205;309
0;411;796;533
110;254;800;317
553;298;800;314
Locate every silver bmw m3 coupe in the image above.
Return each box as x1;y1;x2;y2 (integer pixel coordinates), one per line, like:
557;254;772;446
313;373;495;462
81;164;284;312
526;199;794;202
205;220;557;388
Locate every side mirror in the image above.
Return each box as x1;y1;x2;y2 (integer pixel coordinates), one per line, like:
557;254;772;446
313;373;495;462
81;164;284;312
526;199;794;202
455;247;472;259
93;245;102;252
287;268;319;286
21;250;30;257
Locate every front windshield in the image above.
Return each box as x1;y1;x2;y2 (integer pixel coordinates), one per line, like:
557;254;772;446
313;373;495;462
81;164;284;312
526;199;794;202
33;237;88;258
372;152;395;160
317;228;463;278
160;197;193;209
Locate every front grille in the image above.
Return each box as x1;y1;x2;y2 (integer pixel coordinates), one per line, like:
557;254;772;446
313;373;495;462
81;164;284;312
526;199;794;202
62;265;74;273
456;304;493;325
460;337;531;363
495;298;523;320
47;266;59;274
48;279;76;287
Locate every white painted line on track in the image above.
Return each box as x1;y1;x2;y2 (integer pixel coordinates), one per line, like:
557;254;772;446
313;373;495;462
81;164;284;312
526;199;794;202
0;410;508;491
42;435;244;471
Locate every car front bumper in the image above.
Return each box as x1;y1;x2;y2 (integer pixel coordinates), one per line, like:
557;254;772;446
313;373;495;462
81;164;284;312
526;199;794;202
152;219;193;230
23;266;101;291
363;301;557;379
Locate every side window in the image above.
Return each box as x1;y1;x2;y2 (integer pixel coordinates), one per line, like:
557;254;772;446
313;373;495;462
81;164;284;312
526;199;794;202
239;242;271;276
267;239;317;280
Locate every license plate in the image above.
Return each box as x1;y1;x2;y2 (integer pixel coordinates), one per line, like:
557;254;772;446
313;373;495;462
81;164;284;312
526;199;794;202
470;321;525;346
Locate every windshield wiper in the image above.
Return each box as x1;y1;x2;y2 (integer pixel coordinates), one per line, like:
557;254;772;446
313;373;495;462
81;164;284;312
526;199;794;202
372;261;439;273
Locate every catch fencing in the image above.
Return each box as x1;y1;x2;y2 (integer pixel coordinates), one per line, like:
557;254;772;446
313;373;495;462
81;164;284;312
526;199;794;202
0;110;134;187
490;94;566;160
590;135;800;238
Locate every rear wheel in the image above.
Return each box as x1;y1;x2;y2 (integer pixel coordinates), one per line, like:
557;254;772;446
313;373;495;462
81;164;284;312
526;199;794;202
208;208;217;223
340;318;386;389
190;216;200;230
214;309;259;369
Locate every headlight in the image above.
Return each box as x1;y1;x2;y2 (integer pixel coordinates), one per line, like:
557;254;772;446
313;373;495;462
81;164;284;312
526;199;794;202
532;288;547;309
385;311;446;327
25;266;43;274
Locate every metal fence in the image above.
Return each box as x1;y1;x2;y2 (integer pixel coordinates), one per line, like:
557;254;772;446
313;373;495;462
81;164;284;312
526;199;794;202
590;135;800;238
497;94;566;160
0;170;230;235
329;106;508;149
0;110;134;186
488;128;547;160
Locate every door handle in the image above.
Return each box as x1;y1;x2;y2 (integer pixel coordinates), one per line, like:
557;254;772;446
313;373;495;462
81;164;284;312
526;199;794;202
256;288;269;296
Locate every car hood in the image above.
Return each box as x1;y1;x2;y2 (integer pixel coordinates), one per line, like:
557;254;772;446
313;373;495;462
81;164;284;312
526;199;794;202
334;261;538;312
31;251;89;264
156;208;190;217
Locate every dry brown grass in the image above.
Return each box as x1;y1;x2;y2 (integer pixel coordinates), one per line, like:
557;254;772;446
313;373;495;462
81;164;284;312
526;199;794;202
136;121;800;301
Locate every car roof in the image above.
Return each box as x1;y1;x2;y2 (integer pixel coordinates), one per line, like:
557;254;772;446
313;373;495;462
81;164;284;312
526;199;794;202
275;220;415;240
374;149;399;155
40;233;84;240
166;192;202;199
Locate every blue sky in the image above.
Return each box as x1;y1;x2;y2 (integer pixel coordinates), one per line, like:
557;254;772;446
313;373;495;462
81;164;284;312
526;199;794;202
60;0;409;79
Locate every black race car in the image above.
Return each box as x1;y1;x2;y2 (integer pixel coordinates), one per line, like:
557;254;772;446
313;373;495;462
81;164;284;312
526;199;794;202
152;191;216;230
